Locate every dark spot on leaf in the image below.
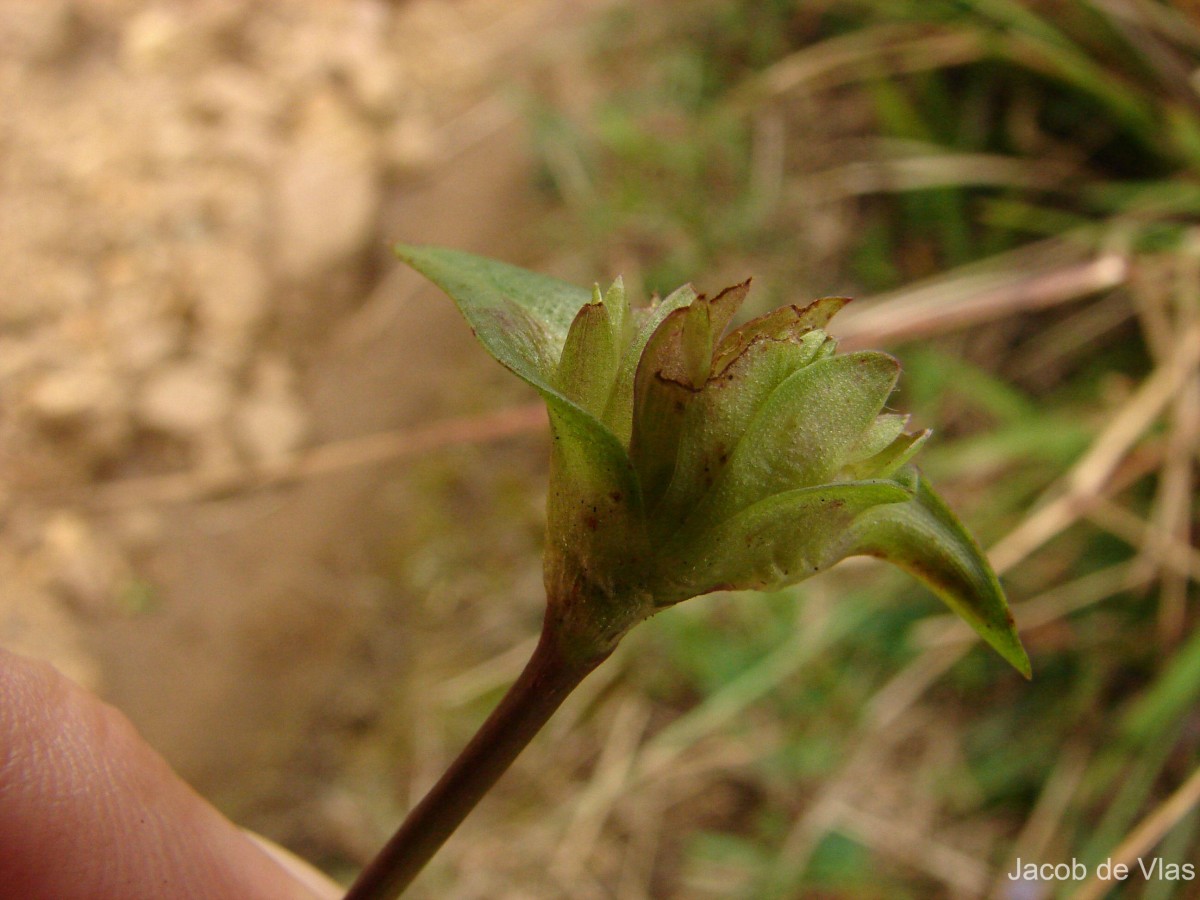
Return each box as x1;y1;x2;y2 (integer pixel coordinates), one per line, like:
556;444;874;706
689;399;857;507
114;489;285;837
583;513;599;531
609;491;622;503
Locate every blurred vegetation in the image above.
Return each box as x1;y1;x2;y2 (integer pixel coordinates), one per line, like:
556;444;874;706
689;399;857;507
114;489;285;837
518;1;1200;896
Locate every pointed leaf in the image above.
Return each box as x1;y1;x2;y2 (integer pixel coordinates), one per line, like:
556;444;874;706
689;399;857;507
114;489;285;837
629;297;721;508
848;413;909;460
651;329;829;531
629;359;692;511
643;281;749;390
604;283;698;443
843;428;931;481
698;351;900;524
679;299;715;388
395;244;592;389
395;243;628;472
557;292;621;416
543;402;645;603
653;480;913;604
706;280;752;346
397;245;643;613
843;467;1031;677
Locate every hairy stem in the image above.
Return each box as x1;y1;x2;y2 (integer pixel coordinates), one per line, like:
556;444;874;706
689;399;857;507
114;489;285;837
343;611;608;900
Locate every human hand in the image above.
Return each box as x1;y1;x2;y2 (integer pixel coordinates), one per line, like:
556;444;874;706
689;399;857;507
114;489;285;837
0;646;342;900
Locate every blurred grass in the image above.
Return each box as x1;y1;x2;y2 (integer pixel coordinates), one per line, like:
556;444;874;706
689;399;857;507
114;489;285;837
513;0;1200;896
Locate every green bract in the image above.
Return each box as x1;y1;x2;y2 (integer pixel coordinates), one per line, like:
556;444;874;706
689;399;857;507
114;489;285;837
396;244;1030;678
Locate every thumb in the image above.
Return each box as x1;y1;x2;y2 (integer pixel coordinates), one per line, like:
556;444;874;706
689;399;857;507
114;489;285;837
0;647;342;900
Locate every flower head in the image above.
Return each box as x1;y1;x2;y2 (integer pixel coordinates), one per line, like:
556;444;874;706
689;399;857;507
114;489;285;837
396;244;1029;677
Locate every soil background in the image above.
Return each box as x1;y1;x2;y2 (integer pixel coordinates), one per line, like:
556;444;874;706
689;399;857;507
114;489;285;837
2;1;612;890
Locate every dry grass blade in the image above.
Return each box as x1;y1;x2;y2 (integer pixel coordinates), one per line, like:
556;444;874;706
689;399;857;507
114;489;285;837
989;319;1200;573
90;403;548;507
1012;291;1136;382
1088;499;1200;582
1073;765;1200;900
865;644;970;732
823;798;992;896
833;239;1129;349
628;598;843;784
872;563;1152;765
1146;244;1200;640
434;636;539;709
1152;367;1200;637
991;742;1091;898
800;147;1074;204
764;712;933;893
1090;0;1200;51
550;697;651;886
537;590;848;887
736;23;986;105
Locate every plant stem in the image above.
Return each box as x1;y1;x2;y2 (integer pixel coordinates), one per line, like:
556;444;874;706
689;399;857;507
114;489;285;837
343;611;608;900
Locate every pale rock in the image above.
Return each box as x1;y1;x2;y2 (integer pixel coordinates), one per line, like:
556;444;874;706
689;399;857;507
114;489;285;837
386;116;438;173
0;286;50;331
0;255;93;328
233;356;309;465
191;64;281;123
36;261;95;314
30;362;126;425
112;507;164;552
188;244;269;358
120;5;222;74
1;0;80;65
189;65;282;167
111;316;183;376
102;282;184;375
273;91;379;280
136;358;233;439
0;337;40;382
25;352;130;459
344;55;401;117
40;510;129;613
0;576;102;691
121;7;187;72
337;0;400;115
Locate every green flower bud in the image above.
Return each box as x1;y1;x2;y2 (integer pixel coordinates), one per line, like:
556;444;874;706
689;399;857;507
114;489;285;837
395;244;1029;677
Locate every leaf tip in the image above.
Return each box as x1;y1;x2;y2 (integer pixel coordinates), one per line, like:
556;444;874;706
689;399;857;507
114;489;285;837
997;617;1033;680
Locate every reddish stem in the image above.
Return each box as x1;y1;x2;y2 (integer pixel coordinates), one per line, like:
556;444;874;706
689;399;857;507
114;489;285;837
343;613;606;899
